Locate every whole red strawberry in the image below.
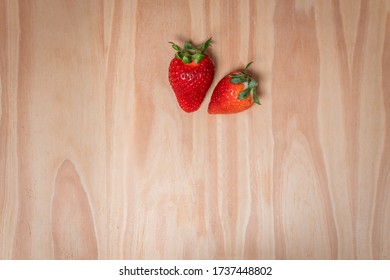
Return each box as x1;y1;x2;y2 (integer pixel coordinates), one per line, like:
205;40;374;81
208;62;260;114
168;38;215;113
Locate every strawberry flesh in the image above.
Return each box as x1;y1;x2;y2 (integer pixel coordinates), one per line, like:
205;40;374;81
208;74;254;114
169;56;215;112
208;62;260;114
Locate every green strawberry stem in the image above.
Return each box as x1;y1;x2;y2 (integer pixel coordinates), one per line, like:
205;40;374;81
169;37;212;64
229;62;261;105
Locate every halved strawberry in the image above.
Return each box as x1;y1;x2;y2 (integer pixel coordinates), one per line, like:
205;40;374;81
208;62;260;114
168;38;215;113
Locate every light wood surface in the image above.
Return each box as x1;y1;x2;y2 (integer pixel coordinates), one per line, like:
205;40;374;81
1;0;390;260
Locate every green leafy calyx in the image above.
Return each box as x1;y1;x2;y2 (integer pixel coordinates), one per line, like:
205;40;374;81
229;62;261;105
169;37;212;64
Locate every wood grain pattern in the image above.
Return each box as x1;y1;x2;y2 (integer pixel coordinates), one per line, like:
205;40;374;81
52;160;98;259
0;0;389;259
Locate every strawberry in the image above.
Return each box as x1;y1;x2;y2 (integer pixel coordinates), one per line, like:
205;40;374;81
208;62;260;114
168;38;215;113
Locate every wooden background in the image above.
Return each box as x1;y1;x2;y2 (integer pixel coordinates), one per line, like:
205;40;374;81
1;0;390;260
